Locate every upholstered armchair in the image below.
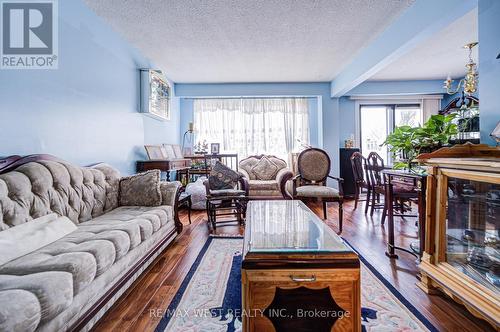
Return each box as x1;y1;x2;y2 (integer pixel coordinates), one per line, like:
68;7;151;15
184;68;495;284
292;148;344;233
239;155;293;199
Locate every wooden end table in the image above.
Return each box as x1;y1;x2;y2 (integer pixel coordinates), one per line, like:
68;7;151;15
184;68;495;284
178;192;192;224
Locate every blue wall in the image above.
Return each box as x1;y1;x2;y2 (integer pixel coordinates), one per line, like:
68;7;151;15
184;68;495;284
0;0;180;175
339;97;356;146
175;83;340;176
478;0;500;144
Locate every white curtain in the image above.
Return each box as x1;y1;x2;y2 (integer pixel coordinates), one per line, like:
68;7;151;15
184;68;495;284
194;98;309;160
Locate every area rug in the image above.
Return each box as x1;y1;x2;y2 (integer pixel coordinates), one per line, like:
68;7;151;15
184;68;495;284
155;236;437;332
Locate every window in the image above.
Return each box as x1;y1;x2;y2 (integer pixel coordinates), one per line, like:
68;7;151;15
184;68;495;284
193;98;309;160
359;104;422;164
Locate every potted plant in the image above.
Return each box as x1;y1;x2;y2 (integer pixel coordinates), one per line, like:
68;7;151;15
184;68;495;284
382;114;458;171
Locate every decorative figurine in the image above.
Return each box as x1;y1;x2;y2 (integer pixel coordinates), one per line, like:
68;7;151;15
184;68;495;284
462;229;476;242
486;264;500;287
467;247;493;270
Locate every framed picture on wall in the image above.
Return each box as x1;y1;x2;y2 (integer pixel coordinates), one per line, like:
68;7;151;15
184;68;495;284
140;69;171;121
211;143;220;154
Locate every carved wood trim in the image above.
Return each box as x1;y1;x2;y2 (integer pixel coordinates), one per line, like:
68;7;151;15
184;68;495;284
0;155;21;172
416;143;500;161
0;154;64;174
439;95;479;115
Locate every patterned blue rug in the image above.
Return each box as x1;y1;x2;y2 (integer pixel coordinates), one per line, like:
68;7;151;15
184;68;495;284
156;236;437;332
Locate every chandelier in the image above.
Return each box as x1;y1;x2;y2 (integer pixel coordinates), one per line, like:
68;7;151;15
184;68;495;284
443;42;478;95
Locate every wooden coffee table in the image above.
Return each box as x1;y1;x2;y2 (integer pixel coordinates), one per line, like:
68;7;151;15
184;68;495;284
242;200;361;332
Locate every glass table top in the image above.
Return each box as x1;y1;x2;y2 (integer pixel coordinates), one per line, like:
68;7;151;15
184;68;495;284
246;200;352;254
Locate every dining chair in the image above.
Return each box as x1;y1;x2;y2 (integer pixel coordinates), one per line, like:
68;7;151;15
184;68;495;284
365;152;387;217
350;152;369;209
292;148;344;233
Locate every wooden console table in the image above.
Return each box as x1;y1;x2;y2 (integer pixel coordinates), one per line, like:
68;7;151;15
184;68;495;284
136;159;190;181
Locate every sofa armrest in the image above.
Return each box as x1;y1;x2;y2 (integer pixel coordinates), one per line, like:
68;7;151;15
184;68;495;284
276;168;293;199
238;169;251;180
160;181;182;206
160;181;183;234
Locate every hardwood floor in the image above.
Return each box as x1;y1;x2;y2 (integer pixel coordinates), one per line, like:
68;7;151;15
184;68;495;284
92;200;494;332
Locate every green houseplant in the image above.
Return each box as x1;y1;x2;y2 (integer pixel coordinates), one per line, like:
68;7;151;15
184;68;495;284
382;114;458;170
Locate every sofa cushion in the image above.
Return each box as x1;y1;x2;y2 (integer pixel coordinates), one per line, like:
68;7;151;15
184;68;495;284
89;205;173;238
248;180;279;191
0;251;97;295
251;156;279;180
296;185;340;198
0;213;77;266
208;161;240;190
119;170;162;207
0;271;74;322
0;289;41;332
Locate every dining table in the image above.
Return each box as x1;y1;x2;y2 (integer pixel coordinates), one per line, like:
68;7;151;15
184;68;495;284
381;168;427;260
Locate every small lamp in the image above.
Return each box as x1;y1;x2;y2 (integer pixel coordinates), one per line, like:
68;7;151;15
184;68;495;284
182;122;194;155
490;121;500;146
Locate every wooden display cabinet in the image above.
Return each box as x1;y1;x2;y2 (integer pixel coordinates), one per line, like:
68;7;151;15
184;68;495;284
416;143;500;329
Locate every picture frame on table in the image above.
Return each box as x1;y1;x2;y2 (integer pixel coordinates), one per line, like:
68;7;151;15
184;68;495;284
172;144;184;158
162;144;177;159
144;145;166;160
211;143;220;154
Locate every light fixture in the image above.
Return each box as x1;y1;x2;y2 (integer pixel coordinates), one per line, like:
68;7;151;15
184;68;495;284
181;122;194;156
443;42;478;95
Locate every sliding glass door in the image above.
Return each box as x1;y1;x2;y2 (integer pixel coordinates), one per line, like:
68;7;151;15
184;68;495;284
360;105;389;164
360;104;422;164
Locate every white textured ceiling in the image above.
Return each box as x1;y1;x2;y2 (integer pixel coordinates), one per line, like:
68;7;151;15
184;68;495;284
83;0;414;83
370;9;478;81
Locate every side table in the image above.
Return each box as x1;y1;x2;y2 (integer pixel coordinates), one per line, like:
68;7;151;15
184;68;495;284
178;192;192;224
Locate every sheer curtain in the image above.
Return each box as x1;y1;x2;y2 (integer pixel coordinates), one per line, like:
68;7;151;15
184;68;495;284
194;98;309;160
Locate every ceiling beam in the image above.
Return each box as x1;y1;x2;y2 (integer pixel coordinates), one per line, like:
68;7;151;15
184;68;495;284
330;0;478;97
345;80;445;96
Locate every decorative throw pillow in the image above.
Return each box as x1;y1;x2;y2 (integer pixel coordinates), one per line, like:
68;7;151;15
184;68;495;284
251;156;279;180
209;161;241;190
119;170;162;206
0;214;77;266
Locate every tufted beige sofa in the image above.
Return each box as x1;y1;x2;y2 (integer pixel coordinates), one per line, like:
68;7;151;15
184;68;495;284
239;155;293;199
0;156;181;332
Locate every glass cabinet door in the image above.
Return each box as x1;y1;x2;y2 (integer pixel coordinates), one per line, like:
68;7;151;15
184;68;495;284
446;176;500;294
